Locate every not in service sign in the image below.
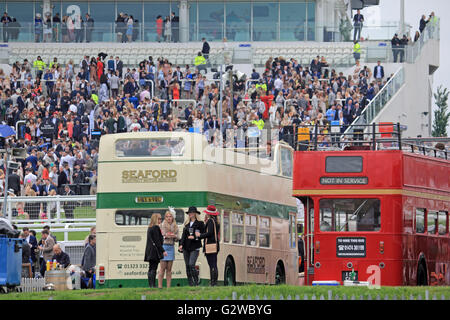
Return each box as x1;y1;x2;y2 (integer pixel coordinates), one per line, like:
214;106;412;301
336;237;366;258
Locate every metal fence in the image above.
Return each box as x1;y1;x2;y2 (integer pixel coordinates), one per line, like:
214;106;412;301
2;195;96;223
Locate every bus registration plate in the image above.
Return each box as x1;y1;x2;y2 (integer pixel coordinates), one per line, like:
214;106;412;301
342;271;358;282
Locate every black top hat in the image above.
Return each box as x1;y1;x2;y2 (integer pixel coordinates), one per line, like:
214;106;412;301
186;206;200;215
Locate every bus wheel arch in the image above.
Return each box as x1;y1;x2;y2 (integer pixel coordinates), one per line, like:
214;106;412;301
275;260;286;285
224;256;236;286
417;255;428;286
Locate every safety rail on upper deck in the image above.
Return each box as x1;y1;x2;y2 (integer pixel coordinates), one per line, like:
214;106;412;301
281;123;449;160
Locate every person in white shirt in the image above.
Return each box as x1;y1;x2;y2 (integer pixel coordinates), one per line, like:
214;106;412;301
24;169;37;186
60;151;76;169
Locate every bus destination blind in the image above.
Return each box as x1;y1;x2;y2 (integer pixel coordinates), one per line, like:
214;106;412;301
336;237;366;258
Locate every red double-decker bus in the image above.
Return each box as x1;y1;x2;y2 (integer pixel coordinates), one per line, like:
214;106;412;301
292;124;449;286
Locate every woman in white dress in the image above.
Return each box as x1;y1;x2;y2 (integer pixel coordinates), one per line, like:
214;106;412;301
164;16;172;42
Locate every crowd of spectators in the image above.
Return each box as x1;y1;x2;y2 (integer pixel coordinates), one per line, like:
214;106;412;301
0;42;392;202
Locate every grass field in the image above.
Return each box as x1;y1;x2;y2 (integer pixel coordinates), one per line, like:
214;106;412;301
2;285;450;300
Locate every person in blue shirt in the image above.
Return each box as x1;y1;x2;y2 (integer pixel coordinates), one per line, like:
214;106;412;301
326;105;337;122
366;83;375;101
25;149;38;171
107;56;115;72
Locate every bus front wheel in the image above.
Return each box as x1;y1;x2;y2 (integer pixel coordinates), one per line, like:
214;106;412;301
224;257;236;286
417;263;427;286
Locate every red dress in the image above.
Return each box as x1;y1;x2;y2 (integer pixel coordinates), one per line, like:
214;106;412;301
173;87;180;100
156;18;163;36
97;60;103;81
260;94;274;120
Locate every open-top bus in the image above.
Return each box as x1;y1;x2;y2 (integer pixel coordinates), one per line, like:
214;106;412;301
292;124;450;286
96;131;299;287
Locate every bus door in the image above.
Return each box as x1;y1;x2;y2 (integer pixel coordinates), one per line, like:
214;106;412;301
298;197;314;285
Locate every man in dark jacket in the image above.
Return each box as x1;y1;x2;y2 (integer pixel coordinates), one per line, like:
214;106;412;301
123;77;138;96
8;170;21;196
81;235;96;288
391;34;401;63
85;13;94;42
52;244;71;268
201;38;210;60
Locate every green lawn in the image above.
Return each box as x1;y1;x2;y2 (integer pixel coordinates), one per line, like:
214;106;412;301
2;285;450;300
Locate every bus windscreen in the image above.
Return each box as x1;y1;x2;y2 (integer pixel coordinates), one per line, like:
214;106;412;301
319;199;381;232
115;138;185;157
326;156;363;173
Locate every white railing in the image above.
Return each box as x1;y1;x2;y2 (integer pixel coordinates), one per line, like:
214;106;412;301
2;195;96;224
340;66;405;140
17;278;46;293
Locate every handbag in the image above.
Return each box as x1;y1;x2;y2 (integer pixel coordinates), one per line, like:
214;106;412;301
205;219;218;254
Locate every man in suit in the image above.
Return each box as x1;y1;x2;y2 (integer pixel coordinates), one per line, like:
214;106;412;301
23;227;38;273
39;229;55;276
42;179;57;196
115;56;123;78
373;61;384;83
353;9;364;42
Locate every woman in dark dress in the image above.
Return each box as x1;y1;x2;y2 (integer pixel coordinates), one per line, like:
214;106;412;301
179;206;205;286
144;213;167;288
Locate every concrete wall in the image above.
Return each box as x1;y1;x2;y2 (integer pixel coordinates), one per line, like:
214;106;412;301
371;39;440;138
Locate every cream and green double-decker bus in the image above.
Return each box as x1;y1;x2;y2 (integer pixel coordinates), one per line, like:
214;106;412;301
96;131;299;287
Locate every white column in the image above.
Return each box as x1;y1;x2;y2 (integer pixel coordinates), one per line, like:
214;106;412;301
42;0;52;17
315;0;326;42
400;0;405;36
179;0;190;43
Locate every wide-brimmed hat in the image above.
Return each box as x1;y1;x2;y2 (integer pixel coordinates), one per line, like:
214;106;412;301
186;206;200;215
203;205;219;216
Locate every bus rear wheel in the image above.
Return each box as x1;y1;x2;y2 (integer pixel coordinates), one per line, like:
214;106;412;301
417;263;427;286
224;257;236;286
275;262;286;285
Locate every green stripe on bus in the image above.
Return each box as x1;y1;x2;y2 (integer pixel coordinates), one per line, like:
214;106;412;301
96;191;296;220
97;191;209;209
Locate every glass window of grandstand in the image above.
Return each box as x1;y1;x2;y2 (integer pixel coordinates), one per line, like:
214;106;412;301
415;208;425;233
225;2;250;42
144;2;170;41
253;2;278;41
222;211;231;243
197;2;224;42
259;216;271;247
307;1;315;41
427;211;438;235
231;212;244;244
280;2;306;41
438;211;448;236
189;1;197;41
117;2;143;41
115;209;185;226
89;1;115;41
5;1;34;42
319;199;381;232
246;214;257;246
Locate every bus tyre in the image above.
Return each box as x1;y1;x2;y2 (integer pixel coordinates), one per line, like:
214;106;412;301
417;263;427;286
224;258;236;286
275;263;286;285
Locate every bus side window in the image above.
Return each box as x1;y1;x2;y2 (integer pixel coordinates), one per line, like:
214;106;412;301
428;211;438;235
259;217;271;248
232;212;244;245
438;211;448;236
246;215;257;246
223;211;231;243
289;214;296;249
415;209;425;233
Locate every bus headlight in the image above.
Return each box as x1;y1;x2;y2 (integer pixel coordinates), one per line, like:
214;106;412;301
315;262;321;268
